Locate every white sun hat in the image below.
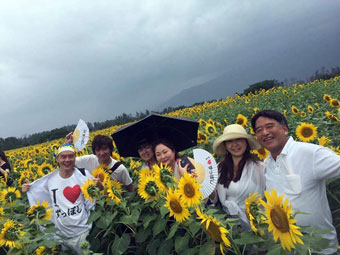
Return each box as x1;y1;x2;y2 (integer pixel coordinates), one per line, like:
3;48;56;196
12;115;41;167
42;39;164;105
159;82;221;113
213;124;260;156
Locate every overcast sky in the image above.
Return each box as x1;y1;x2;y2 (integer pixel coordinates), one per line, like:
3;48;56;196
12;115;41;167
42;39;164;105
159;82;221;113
1;0;340;138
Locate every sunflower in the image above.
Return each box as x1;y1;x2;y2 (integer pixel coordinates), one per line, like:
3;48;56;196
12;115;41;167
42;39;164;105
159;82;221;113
318;136;332;147
81;179;99;202
105;182;121;205
307;105;314;114
314;103;320;109
199;118;207;127
37;163;54;177
164;189;190;222
138;175;159;200
35;246;56;255
252;147;269;161
0;207;4;221
138;168;154;181
216;122;223;131
295;123;317;142
205;123;218;136
196;208;231;254
245;193;264;236
260;189;303;251
18;170;34;188
235;114;248;126
323;94;331;102
299;111;306;118
0;219;25;249
197;131;208;144
111;152;121;162
27;200;53;224
154;163;175;192
129;159;142;174
92;164;110;185
325;111;340;122
177;172;202;207
0;187;21;205
329;98;340;108
291;106;299;115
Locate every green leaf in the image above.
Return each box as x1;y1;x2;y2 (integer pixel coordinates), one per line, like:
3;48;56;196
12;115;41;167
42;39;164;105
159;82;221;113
158;239;174;255
111;234;130;255
96;212;114;229
143;214;158;229
175;234;189;253
146;239;161;255
120;208;140;226
233;231;265;245
160;205;169;218
88;210;102;223
199;240;216;255
266;243;281;255
188;221;201;236
166;222;179;240
153;218;168;237
135;227;151;243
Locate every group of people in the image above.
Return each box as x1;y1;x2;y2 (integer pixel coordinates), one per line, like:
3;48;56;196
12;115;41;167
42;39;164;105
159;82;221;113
17;109;339;254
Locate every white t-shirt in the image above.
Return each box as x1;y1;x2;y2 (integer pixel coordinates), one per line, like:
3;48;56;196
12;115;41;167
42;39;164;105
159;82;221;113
265;137;340;254
75;155;132;186
47;170;92;237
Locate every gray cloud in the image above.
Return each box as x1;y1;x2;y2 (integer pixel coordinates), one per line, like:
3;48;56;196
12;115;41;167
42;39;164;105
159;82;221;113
1;0;340;138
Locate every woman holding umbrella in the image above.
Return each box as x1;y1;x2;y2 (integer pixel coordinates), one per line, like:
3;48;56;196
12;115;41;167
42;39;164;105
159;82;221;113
211;124;265;229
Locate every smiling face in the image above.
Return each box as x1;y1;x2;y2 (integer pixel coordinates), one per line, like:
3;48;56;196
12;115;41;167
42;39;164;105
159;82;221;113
154;143;176;169
225;138;247;158
254;116;288;159
94;146;111;164
138;144;154;163
57;150;76;172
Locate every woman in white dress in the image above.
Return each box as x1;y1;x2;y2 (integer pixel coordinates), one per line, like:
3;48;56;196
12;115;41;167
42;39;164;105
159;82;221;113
212;124;265;229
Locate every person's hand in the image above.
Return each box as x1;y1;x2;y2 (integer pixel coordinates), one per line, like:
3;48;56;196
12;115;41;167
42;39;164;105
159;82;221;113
94;174;104;190
65;132;74;144
177;159;189;177
22;179;31;193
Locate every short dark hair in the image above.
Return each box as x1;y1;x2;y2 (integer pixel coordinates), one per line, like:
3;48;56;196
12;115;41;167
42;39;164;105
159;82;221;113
92;135;114;154
251;110;288;130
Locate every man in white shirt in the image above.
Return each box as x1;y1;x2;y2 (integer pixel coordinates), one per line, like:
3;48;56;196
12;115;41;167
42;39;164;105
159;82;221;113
66;134;134;192
251;109;340;254
22;144;95;255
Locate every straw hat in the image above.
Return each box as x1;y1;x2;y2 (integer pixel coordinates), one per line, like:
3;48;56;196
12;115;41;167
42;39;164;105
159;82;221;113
213;124;260;156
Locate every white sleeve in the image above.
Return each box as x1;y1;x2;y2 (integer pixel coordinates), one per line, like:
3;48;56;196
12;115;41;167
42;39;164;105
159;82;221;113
313;147;340;181
75;155;96;171
111;165;133;186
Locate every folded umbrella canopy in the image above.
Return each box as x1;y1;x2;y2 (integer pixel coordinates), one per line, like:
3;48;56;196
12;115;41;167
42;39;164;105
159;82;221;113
111;113;199;157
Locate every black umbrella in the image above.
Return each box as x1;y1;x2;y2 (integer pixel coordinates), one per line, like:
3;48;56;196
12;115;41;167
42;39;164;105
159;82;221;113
111;113;199;157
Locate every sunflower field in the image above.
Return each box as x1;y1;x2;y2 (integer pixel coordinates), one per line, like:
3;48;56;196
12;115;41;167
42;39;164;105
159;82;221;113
1;76;340;254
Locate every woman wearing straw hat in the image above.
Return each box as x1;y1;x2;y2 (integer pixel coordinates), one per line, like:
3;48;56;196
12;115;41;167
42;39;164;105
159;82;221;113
212;124;265;229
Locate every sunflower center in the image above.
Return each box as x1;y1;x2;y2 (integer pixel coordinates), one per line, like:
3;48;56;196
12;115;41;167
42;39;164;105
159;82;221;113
207;126;215;134
88;185;98;197
4;227;18;241
183;183;195;198
169;200;183;214
5;192;17;202
301;127;313;138
236;119;244;125
207;223;222;242
145;181;158;196
42;167;50;174
270;207;289;233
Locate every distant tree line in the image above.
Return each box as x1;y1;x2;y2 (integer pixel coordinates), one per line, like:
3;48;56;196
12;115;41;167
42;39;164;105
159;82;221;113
2;66;340;151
